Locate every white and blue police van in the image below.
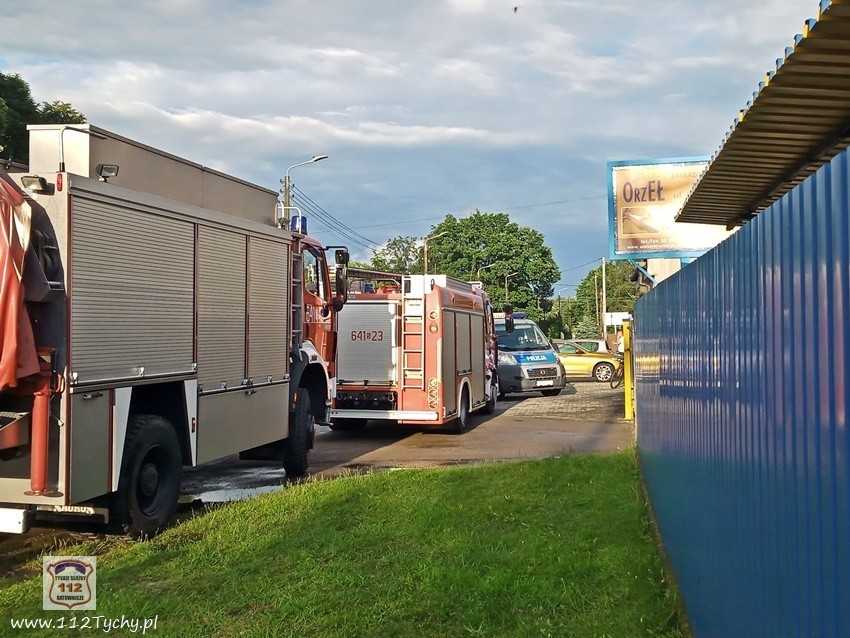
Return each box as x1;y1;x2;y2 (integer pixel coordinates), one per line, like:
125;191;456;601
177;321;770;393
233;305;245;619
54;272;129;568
494;310;566;397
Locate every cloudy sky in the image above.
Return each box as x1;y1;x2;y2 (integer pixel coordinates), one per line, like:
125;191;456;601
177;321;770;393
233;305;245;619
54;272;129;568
2;0;818;289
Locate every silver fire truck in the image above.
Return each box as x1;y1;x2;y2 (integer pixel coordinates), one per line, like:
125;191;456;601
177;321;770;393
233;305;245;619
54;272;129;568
0;125;348;536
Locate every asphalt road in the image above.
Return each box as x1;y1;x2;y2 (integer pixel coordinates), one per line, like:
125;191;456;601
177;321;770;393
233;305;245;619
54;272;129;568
179;380;633;499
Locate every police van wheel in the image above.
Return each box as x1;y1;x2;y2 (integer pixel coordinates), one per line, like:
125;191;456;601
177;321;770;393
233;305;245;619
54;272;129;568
283;390;313;479
453;388;471;433
112;415;182;539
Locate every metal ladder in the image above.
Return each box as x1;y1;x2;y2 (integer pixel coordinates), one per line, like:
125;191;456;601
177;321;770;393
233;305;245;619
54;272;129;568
291;249;303;352
400;276;425;389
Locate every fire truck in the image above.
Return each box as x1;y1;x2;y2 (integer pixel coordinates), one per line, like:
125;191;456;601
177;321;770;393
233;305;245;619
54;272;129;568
0;124;348;536
330;269;498;432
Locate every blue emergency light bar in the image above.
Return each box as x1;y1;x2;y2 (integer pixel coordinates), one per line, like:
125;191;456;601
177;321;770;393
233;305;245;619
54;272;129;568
290;215;308;234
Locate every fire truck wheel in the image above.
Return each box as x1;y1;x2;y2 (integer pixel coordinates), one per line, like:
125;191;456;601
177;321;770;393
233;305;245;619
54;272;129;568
329;418;367;431
283;390;313;479
112;415;182;539
453;388;471;433
481;377;498;415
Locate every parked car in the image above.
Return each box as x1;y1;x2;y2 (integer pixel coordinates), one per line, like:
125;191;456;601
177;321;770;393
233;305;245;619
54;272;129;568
554;341;621;382
495;314;567;397
565;338;612;354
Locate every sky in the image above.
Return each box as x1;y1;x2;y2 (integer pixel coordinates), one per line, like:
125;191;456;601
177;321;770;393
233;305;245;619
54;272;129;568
1;0;820;290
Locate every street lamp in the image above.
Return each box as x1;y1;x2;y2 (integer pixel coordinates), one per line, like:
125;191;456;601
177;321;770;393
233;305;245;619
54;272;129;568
555;285;577;337
423;231;447;274
504;271;517;302
279;155;328;223
476;262;497;280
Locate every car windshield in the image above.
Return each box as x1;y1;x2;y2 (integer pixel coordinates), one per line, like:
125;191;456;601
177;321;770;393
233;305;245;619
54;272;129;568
496;323;552;351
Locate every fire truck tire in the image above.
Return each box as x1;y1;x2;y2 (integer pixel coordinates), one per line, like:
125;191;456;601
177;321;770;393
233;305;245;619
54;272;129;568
329;418;367;431
481;377;498;415
453;388;471;433
283;390;313;479
112;415;182;539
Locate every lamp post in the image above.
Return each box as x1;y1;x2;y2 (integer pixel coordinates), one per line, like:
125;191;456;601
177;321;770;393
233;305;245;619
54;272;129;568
280;155;328;224
423;231;447;274
504;271;517;302
556;286;575;338
476;262;496;280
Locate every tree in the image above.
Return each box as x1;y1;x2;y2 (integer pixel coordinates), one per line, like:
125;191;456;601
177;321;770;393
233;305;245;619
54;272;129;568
0;72;85;164
557;260;638;339
602;260;640;313
370;236;422;274
572;315;599;339
38;100;86;125
424;211;560;321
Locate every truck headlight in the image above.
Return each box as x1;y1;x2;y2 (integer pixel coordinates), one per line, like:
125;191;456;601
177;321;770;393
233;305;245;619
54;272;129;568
498;352;517;365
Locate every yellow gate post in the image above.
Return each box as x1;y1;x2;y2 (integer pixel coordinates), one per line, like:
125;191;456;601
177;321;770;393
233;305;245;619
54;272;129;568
623;319;634;420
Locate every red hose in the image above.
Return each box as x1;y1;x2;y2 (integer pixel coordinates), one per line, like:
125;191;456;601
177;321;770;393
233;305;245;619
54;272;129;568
27;350;55;496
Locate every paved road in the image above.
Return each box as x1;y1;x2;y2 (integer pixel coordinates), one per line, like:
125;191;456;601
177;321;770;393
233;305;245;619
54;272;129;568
180;381;633;498
309;381;633;477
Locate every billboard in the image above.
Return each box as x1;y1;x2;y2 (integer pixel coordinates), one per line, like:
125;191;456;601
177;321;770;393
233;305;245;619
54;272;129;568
607;157;735;260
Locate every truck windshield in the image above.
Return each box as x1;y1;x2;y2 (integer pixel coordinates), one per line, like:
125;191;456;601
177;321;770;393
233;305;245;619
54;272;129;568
496;324;551;351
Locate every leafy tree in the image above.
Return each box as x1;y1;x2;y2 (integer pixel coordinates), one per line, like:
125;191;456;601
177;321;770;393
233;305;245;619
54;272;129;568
38;100;86;125
556;260;638;339
370;236;422;274
572;315;599;339
424;211;560;321
602;260;640;313
0;72;85;164
0;73;38;162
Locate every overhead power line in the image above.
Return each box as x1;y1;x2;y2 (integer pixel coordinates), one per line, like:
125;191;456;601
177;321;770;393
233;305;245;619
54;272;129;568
290;186;378;252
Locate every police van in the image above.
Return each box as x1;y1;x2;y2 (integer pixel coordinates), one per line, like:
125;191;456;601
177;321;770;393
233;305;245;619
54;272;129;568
494;311;567;397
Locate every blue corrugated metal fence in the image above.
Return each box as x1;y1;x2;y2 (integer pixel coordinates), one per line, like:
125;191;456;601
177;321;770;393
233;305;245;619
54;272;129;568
636;150;850;637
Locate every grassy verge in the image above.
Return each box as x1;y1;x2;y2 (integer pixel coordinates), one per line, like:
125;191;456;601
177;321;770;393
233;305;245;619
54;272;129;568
0;451;681;637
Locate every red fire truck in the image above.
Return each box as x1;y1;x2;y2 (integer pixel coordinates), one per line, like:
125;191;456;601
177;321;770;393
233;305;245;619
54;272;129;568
331;269;498;433
0;124;348;536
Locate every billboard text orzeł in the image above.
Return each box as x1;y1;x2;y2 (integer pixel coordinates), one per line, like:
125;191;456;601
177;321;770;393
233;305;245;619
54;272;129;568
607;158;735;260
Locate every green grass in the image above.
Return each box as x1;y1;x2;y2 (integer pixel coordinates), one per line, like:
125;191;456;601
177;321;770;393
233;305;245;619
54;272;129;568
0;451;681;637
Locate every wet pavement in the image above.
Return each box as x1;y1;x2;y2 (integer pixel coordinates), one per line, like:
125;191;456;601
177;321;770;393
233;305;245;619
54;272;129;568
180;380;633;498
0;381;632;578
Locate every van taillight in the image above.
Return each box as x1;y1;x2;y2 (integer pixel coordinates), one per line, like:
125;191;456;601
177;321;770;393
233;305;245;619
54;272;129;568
56;174;63;191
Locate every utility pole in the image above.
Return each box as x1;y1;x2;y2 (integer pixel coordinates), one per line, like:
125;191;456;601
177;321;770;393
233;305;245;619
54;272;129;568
601;257;607;338
594;273;599;332
505;272;517;303
281;155;328;224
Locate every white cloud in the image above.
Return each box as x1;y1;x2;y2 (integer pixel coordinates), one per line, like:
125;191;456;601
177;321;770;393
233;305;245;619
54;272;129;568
0;0;821;283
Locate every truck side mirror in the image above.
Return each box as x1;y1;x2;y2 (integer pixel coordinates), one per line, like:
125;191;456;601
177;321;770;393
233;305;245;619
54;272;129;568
335;266;348;305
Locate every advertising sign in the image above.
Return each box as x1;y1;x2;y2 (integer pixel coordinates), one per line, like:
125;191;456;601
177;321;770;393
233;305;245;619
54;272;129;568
607;157;735;260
